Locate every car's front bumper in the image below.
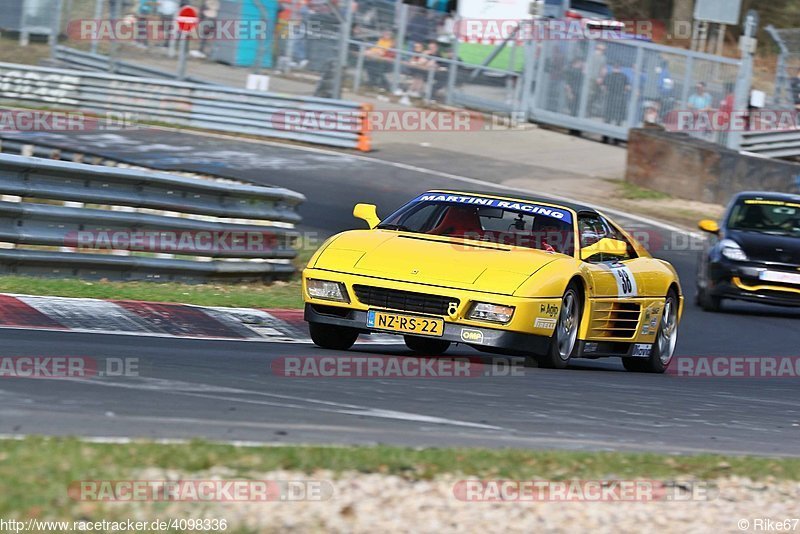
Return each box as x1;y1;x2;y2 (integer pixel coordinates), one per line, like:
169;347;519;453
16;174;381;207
305;303;552;355
706;260;800;307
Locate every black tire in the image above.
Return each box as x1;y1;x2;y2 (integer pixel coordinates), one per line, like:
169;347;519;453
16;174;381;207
697;286;722;312
623;288;680;374
404;336;451;355
534;282;583;369
308;322;359;351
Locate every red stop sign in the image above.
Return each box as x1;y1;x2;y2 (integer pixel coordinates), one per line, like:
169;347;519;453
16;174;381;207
176;5;200;33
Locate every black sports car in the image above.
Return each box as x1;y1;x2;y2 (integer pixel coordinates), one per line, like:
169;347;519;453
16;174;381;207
696;191;800;311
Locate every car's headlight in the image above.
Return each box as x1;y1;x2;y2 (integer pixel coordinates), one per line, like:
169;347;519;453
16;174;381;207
306;279;349;302
468;302;514;323
720;239;748;262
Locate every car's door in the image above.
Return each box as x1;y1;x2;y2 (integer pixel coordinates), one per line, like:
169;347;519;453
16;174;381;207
577;212;651;299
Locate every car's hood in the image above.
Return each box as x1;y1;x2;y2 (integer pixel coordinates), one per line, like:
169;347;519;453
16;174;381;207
727;229;800;265
314;230;560;295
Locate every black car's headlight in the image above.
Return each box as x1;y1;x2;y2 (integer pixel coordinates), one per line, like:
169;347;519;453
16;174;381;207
720;239;748;262
306;279;350;302
468;302;515;324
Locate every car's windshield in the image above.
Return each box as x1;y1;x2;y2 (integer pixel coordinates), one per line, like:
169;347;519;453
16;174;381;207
377;193;575;255
727;198;800;238
571;0;613;17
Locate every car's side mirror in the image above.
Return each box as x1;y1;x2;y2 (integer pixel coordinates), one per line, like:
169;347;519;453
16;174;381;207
353;203;380;229
698;219;720;235
580;237;629;262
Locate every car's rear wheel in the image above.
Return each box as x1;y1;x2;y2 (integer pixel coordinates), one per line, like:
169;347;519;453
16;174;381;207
404;336;451;355
309;322;359;350
696;285;721;312
532;283;582;369
623;289;679;373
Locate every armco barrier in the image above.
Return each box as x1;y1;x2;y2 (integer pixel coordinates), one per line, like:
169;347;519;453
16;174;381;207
0;152;306;282
54;46;214;85
0;62;371;151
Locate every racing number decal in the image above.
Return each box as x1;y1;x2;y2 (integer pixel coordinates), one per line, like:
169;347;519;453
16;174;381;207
612;265;638;297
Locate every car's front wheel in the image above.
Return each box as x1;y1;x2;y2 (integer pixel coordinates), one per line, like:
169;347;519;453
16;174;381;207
404;336;451;355
309;322;359;350
696;285;722;312
623;289;680;373
532;282;582;369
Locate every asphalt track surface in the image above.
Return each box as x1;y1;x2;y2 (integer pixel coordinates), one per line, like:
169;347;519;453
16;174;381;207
1;129;799;455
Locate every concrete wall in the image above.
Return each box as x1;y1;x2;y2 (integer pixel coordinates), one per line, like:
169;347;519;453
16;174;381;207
626;127;800;204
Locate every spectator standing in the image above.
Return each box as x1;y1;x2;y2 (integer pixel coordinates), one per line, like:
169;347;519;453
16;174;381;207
603;63;630;127
563;57;584;116
687;82;712;112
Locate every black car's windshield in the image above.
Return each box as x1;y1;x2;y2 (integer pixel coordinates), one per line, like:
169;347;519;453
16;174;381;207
727;198;800;238
377;193;576;255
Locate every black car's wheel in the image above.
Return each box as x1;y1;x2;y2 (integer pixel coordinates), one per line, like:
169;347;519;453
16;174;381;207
696;286;722;312
623;289;680;374
404;336;451;355
309;322;359;350
533;282;582;369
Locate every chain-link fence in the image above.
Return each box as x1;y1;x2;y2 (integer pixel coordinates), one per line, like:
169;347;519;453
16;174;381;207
766;25;800;109
21;0;755;150
524;36;742;146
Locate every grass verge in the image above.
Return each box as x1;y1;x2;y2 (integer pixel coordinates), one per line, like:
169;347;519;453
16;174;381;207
2;437;799;518
0;276;304;309
617;180;671;201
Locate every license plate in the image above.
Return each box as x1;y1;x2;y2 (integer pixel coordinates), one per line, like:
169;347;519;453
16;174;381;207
759;270;800;285
366;310;444;337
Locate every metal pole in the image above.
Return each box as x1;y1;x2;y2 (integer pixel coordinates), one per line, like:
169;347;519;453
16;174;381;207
20;0;30;46
177;32;188;79
90;0;103;54
285;0;299;67
332;0;354;100
716;24;727;56
50;0;65;59
727;10;758;151
445;14;461;106
391;3;408;94
109;0;121;72
353;42;365;93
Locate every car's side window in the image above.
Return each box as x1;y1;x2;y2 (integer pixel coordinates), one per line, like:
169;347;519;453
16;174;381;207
578;213;636;262
578;214;609;249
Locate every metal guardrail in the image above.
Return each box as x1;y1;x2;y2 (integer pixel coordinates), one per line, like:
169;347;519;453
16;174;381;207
0;153;306;282
53;46;213;85
0;62;372;151
739;129;800;159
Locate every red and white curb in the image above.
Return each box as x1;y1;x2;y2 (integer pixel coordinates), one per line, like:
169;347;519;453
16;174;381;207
0;294;400;344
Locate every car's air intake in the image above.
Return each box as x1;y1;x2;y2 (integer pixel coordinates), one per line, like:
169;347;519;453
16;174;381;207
353;285;459;316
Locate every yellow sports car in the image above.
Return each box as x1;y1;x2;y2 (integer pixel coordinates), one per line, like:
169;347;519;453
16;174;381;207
303;190;683;373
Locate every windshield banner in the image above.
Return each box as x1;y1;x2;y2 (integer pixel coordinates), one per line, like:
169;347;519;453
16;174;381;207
412;194;573;223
